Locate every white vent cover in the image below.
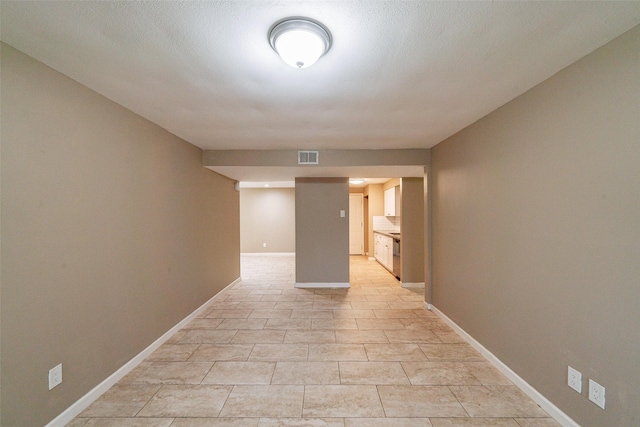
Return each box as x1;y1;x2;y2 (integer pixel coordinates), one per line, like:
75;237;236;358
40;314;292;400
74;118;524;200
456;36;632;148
298;150;319;165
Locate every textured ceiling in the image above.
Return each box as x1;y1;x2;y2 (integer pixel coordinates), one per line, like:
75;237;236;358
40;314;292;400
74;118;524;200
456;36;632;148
2;1;640;156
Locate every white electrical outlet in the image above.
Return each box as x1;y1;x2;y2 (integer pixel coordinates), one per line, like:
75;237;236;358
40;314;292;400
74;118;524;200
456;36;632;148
263;243;267;248
567;366;582;393
589;379;606;409
49;364;62;390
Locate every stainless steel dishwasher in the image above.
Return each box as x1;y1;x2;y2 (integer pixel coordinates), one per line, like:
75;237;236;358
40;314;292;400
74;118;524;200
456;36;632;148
392;236;401;280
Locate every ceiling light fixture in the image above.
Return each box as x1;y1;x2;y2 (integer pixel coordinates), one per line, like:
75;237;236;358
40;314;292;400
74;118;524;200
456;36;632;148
269;17;331;69
349;179;365;185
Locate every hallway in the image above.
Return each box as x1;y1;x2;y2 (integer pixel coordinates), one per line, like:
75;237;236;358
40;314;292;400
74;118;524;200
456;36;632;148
70;255;558;426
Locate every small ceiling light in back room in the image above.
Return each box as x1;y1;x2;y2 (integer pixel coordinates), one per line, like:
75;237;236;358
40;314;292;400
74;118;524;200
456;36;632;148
269;17;332;69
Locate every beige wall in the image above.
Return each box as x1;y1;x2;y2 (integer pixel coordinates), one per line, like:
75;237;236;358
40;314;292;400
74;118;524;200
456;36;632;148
431;25;640;426
400;178;424;283
240;188;295;253
295;178;349;285
0;44;240;426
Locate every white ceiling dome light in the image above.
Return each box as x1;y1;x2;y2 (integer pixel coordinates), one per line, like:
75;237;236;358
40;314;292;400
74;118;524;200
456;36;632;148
269;18;332;69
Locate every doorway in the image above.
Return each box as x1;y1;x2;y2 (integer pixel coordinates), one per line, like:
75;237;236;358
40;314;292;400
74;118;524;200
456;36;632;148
349;193;364;255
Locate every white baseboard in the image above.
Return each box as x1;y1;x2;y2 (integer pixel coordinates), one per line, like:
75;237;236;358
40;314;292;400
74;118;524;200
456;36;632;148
295;282;350;288
428;303;579;427
45;277;241;427
401;281;425;288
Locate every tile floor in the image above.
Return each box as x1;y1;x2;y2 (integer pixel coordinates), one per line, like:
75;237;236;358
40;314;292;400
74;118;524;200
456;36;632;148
69;254;559;427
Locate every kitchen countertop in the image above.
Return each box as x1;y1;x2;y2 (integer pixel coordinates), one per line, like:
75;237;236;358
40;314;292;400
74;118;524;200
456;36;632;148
374;230;401;240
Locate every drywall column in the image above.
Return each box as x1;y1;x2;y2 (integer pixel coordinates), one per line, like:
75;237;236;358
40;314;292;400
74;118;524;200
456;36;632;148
400;177;425;287
295;178;350;287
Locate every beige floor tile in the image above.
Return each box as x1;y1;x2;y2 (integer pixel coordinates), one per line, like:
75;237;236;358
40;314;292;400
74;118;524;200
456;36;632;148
387;301;426;309
271;361;340;384
335;330;389;343
401;361;481;386
206;309;253;318
178;329;237;344
418;343;484;361
81;419;174;427
291;309;334;319
79;384;161;417
433;330;467;343
117;362;152;384
217;318;268;329
355;318;405;330
182;318;224;329
377;385;467;417
250;289;283;295
205;301;240;310
65;418;89;427
134;362;213;384
137;385;232;417
449;386;549;418
384;329;441;343
202;361;276;384
363;344;428;361
231;330;286;344
308;344;368;361
514;418;562;427
366;295;402;302
303;385;385;417
372;309;417;318
311;318;359;330
338;361;410;385
274;301;315;310
313;302;353;310
171;419;259;427
398;318;442;329
249;344;309;361
258;418;344;427
240;302;279;309
333;294;369;301
219;385;304;417
344;419;432;427
284;330;336;343
147;344;200;362
464;362;513;385
261;295;298;302
430;419;519;427
70;255;557;426
187;344;253;361
348;302;390;310
332;309;375;318
249;309;293;318
226;295;265;302
265;318;312;330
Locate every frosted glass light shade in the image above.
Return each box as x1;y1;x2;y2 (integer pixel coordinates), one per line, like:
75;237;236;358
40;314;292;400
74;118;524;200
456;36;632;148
269;18;331;69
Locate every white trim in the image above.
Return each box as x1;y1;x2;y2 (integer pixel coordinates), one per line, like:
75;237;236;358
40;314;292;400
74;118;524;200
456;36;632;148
45;277;241;427
428;303;580;427
401;281;424;289
295;282;350;288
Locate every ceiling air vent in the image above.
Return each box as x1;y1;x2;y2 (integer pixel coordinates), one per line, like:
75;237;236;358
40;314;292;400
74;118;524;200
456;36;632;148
298;150;319;165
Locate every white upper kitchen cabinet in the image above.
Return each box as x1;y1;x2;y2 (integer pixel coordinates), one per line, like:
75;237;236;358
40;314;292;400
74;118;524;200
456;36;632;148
384;186;400;217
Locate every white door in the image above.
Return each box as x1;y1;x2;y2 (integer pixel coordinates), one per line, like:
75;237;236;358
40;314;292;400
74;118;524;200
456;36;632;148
349;194;364;255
